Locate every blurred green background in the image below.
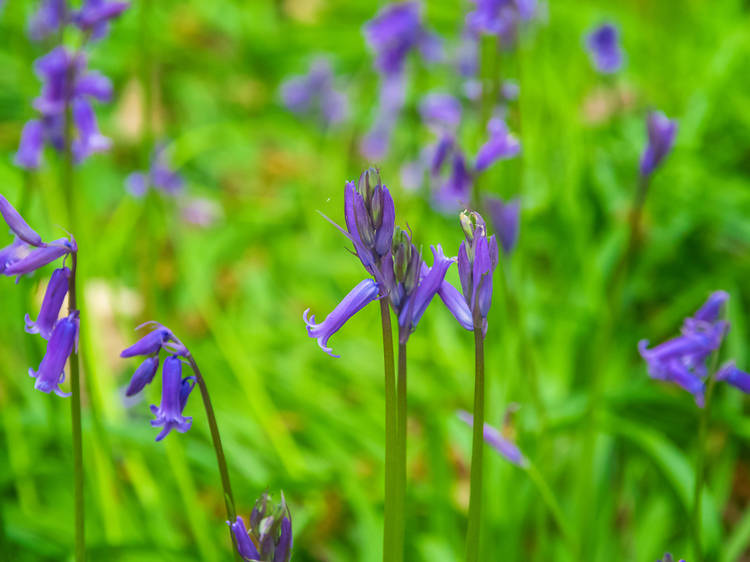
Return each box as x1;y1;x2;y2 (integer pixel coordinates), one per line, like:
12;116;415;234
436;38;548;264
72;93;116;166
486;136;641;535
0;0;749;560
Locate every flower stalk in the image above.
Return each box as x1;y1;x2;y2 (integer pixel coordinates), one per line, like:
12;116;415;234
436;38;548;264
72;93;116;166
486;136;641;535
394;341;407;562
465;323;485;562
380;300;397;562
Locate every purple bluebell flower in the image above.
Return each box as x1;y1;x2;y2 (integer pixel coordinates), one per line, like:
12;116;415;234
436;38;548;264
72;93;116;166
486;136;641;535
229;492;293;562
0;194;45;247
585;24;624;74
280;58;349;127
716;361;750;394
303;279;380;358
150;355;194;441
639;111;677;177
72;0;129;41
440;211;499;335
3;238;76;278
475;117;520;172
434;151;473;212
639;291;730;406
466;0;537;47
125;356;159;396
29;311;78;397
120;322;179;357
419;93;462;132
125;143;184;197
28;0;67;41
0;239;30;274
485;195;520;255
25;266;70;340
16;47;115;168
363;1;441;77
457;410;526;466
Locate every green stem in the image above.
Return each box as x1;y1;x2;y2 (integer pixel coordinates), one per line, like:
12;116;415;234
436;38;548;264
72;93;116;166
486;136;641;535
692;366;719;562
465;328;485;562
68;253;85;562
526;462;574;550
380;301;397;562
186;356;236;522
394;341;408;562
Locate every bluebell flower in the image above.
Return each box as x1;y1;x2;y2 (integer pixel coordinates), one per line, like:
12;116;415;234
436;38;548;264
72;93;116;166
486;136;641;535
419;93;462;132
639;111;677;177
475;117;520;172
0;194;45;247
72;0;129;41
149;355;194;441
457;410;526;467
439;211;498;335
639;291;730;406
304;279;380;358
0;239;29;274
28;0;67;41
716;361;750;394
280;58;349;127
120;322;186;357
125;143;184;197
585;24;624;74
229;491;293;562
25;266;70;340
434;151;473;211
466;0;537;47
29;311;78;397
3;238;76;278
485;195;520;255
125;356;160;396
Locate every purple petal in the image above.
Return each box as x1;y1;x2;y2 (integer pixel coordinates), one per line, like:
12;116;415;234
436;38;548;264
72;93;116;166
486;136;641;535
29;312;78;397
75;71;113;102
639;111;677;177
121;326;173;357
150;356;192;441
0;193;44;247
438;280;473;331
485;195;520;255
15;120;45;170
3;239;74;277
457;410;526;467
716;361;750;394
227;516;260;560
475;118;520;172
25;266;70;340
125;356;159;396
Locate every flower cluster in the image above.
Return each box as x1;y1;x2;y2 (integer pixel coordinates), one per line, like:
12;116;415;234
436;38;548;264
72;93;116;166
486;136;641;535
120;322;197;441
280;58;349;128
0;194;78;396
639;291;749;406
16;0;128;169
229;492;293;562
585;24;624;74
125;143;185;197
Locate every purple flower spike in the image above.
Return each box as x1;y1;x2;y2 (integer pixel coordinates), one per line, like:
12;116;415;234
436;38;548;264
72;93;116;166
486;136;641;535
15;120;45;170
125;356;160;396
639;291;731;406
475;118;520;172
639;111;677;177
29;312;78;397
3;239;75;277
228;516;261;560
585;24;624;74
485;195;520;255
120;325;174;357
25;266;70;340
0;194;44;247
303;278;380;358
457;410;526;467
717;361;750;394
150;355;192;441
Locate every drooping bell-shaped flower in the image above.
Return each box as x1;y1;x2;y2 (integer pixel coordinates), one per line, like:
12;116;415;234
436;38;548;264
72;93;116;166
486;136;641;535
3;238;76;278
716;361;750;394
457;410;526;467
72;0;129;41
120;322;178;357
485;195;520;255
639;291;730;406
125;356;160;396
229;492;293;562
150;355;194;441
303;278;380;358
475;117;520;172
25;266;70;340
125;143;184;197
0;194;45;247
280;57;349;127
29;312;78;397
585;23;624;74
0;239;29;274
466;0;537;48
639;111;677;177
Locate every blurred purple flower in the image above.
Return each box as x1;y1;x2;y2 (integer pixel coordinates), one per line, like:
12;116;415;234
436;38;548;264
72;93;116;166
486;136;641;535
0;194;45;247
457;410;526;466
16;47;114;168
180;197;222;228
639;291;730;406
485;195;520;254
585;23;624;74
280;58;349;127
72;0;129;41
229;492;293;562
466;0;537;47
25;266;70;340
125;356;159;397
419;93;462;132
361;74;406;160
434;151;473;211
126;143;184;197
0;239;30;274
716;361;750;394
303;278;380;358
28;0;67;41
475;117;520;171
364;1;441;77
149;355;194;441
658;554;685;562
639;111;677;177
29;311;78;397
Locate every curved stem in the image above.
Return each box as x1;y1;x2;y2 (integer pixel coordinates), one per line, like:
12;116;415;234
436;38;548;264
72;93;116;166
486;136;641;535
394;341;408;562
186;356;236;522
380;301;397;561
68;253;85;561
465;329;485;562
526;462;574;550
